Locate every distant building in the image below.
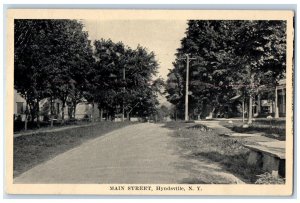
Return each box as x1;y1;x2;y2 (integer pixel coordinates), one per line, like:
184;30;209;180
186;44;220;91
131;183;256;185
229;78;286;118
14;89;26;114
14;89;99;122
254;79;286;118
276;79;286;117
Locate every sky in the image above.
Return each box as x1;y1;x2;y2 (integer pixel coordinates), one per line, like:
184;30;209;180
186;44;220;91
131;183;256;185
82;19;188;80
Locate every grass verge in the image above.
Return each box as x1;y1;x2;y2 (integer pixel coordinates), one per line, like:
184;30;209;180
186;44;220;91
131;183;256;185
164;121;264;183
220;119;286;140
14;121;134;177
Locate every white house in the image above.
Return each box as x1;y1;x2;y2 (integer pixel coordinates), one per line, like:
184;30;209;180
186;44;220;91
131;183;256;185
14;89;100;122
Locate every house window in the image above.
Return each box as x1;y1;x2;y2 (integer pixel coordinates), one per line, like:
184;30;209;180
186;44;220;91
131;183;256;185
16;102;24;114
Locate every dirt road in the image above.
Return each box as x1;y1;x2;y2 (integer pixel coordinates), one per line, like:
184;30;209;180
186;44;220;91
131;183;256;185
14;123;243;184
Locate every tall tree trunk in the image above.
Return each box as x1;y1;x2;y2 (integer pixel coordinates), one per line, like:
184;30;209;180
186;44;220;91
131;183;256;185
248;95;253;124
91;101;95;122
61;101;65;124
242;99;245;123
282;88;286;116
67;104;72;119
121;102;124;122
100;108;103;122
175;105;177;121
208;107;215;119
257;94;261;115
50;97;54;127
24;102;29;131
127;112;130;121
36;100;40;128
98;105;103;122
73;101;77;120
275;86;279;118
29;103;34;122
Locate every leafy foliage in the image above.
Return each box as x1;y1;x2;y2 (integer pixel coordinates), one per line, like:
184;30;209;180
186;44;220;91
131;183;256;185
15;20;94;122
165;20;286;119
91;39;160;119
15;20;162;124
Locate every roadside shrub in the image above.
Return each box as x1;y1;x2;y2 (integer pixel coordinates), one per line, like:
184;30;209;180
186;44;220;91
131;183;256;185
187;124;212;132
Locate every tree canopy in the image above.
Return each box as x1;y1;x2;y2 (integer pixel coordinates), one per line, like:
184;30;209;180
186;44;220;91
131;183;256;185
15;20;95;123
15;19;162;126
91;39;161;119
166;20;286;120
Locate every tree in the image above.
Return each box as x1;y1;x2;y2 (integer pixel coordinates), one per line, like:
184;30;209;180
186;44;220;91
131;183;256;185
165;65;184;119
92;39;122;120
15;19;94;127
166;20;237;119
15;20;54;128
156;105;171;122
166;20;286;121
232;20;286;123
92;39;160;120
124;45;160;118
46;20;94;123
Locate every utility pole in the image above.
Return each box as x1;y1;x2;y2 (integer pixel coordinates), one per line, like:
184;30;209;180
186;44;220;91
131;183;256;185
180;54;197;121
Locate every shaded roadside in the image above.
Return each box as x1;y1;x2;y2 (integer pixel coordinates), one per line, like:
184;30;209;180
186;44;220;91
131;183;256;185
14;121;134;177
163;121;265;183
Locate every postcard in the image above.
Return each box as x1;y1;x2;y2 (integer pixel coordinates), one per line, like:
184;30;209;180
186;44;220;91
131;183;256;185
5;9;294;195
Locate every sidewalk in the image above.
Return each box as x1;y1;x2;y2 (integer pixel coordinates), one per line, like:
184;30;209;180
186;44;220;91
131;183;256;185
196;119;286;177
195;120;285;155
195;120;232;134
14;122;97;138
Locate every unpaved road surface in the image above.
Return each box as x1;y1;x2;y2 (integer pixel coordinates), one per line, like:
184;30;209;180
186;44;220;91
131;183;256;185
14;123;243;184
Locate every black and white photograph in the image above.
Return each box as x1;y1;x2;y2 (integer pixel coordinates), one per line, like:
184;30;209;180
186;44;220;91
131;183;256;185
5;9;294;195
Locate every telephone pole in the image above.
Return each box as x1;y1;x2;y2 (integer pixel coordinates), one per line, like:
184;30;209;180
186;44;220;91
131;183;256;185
180;54;197;121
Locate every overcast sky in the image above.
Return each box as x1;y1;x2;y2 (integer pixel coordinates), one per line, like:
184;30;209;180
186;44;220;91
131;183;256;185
82;20;188;79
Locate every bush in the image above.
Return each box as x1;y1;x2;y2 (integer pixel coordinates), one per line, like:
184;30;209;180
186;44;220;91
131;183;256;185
187;124;212;132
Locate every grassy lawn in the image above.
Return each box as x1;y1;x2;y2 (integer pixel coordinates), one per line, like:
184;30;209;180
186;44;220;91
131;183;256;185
14;119;93;133
220;119;286;140
164;121;265;183
14;121;134;177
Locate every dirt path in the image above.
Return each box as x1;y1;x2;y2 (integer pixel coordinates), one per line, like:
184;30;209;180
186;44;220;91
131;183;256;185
14;123;243;184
